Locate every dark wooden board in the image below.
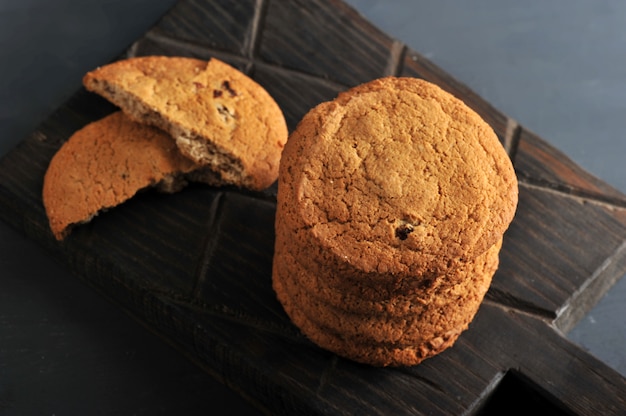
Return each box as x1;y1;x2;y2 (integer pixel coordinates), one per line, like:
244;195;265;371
1;0;626;414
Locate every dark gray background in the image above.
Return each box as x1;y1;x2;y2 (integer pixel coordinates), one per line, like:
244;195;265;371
1;0;624;414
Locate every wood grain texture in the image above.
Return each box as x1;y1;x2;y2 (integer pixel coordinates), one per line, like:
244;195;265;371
490;185;626;323
0;0;625;414
401;49;512;149
259;0;398;86
515;127;626;206
151;0;259;56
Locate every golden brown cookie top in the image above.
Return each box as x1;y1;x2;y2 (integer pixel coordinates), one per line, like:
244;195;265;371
42;111;198;240
278;77;518;275
83;56;288;190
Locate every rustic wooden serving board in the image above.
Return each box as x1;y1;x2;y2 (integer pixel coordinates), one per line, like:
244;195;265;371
1;0;626;414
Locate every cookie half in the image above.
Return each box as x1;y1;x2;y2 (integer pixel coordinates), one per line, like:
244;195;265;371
83;56;288;191
43;111;213;240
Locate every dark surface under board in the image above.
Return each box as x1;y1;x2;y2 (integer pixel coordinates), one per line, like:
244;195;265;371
1;0;626;414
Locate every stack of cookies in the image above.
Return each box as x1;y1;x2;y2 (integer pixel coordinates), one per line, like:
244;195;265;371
272;77;518;367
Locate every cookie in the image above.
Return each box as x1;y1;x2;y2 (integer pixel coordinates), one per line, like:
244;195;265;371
270;286;462;368
273;224;500;366
83;56;288;191
272;250;494;367
275;218;481;302
276;77;517;277
42;111;215;240
276;218;501;312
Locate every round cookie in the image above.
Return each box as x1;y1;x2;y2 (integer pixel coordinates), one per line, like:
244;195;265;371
274;241;498;344
276;76;518;277
43;111;206;240
272;250;482;367
83;56;288;190
275;217;495;303
275;218;501;313
272;231;499;365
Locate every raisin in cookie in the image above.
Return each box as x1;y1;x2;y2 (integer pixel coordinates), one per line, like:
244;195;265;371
276;76;517;277
272;76;517;366
273;221;500;366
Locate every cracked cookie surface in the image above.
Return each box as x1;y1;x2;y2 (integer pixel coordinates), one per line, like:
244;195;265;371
277;76;518;276
273;76;517;366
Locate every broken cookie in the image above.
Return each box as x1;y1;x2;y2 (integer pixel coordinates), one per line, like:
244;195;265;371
42;111;217;240
83;56;288;191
